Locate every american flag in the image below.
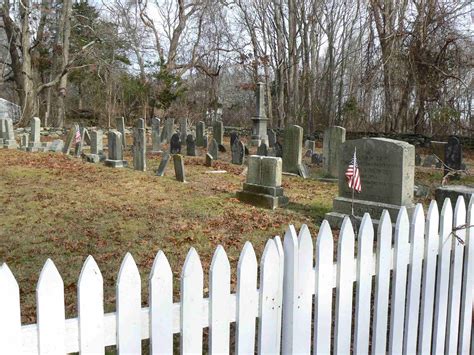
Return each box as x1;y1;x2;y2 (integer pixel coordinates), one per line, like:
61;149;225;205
73;126;81;145
345;148;361;192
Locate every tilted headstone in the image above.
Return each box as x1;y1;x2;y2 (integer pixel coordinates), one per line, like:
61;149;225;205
231;139;245;165
325;138;415;228
104;130;126;168
205;153;213;167
237;155;288;209
116;117;127;149
170;133;181;154
133;123;146;171
180;118;188;144
3;117;17;149
186;134;196;156
257;142;268;156
323;126;346;177
156;153;170;176
282;125;303;174
230;132;239;148
250;82;269;146
173;154;186;182
267;129;276;148
49;140;64;152
212;120;224;145
444;136;462;176
151;117;162;153
196;121;205;147
27;117;42;152
75;127;88;157
208;138;219;160
63;124;77;154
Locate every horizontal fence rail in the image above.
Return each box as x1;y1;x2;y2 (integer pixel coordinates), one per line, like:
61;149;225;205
0;196;473;354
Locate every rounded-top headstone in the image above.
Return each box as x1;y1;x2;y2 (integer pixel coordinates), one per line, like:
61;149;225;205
170;133;181;154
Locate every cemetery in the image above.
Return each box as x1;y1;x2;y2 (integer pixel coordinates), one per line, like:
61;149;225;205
0;1;473;353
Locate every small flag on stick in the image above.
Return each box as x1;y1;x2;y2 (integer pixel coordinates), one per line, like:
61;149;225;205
73;126;81;145
345;148;361;192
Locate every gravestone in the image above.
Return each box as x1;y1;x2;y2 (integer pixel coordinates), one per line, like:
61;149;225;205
208;138;219;160
186;134;196;156
63;124;78;154
151;117;162;153
273;141;283;158
75;127;88;157
161;118;174;143
156;153;171;176
213;120;224;145
133;121;146;171
311;153;323;165
116;117;127;150
203;135;208;149
104;131;127;168
196;121;205;147
205;153;213;167
170;133;181;154
231;139;245;165
267;129;276;148
431;141;447;163
230;132;239;148
305;140;316;153
27;117;42;152
444;136;462;177
282;125;303;174
20;134;28;150
218;144;226;153
323;126;346;177
2;117;17;149
49;140;64;152
180;118;188;144
257;142;268;156
173;154;186;182
250;82;269;146
325;138;415;228
236;156;288;209
435;185;474;210
91;130;103;155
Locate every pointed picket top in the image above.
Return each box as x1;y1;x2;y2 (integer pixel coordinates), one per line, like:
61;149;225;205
339;215;355;245
395;206;409;238
237;241;257;272
78;256;104;354
378;209;392;237
403;203;425;355
273;233;284;349
316;220;333;247
454;195;466;227
37;258;65;355
440;197;454;233
182;247;202;279
149;250;173;355
118;252;140;280
261;239;279;273
358;212;373;237
426;199;440;235
0;263;21;353
298;224;313;253
210;244;230;271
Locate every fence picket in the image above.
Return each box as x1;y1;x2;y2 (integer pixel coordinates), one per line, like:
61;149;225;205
354;213;374;355
403;204;425;354
0;263;21;353
296;224;313;354
258;239;281;355
372;210;392;355
314;220;334;355
459;195;474;354
149;250;173;355
282;225;298;354
235;242;258;355
334;216;355;354
37;259;65;355
78;256;104;354
209;245;231;354
273;235;284;352
446;196;466;353
388;207;410;354
180;248;203;355
116;253;141;354
432;198;453;354
418;200;439;354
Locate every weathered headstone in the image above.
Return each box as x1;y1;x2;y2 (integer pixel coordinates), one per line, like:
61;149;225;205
305;140;316;152
116;117;127;149
133;122;146;171
267;129;276;148
91;130;103;155
208;138;219;160
179;118;188;144
20;134;29;150
444;136;462;176
203;135;208;149
170;133;181;154
250;82;269;146
323;126;346;177
161;118;174;143
230;132;239;148
186;134;196;156
104;130;127;168
231;139;245;165
151;117;162;153
196;121;205;147
257;142;268;156
156;153;171;176
49;140;64;152
325;138;415;228
205;153;213;167
63;124;77;154
27;117;42;152
282;125;303;174
431;141;447;163
218;144;226;152
173;154;186;182
213;120;224;145
2;117;17;149
237;155;288;209
273;141;283;158
75;127;88;157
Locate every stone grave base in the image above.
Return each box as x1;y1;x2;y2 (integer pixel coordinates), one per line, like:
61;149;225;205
85;154;105;163
325;197;415;229
104;159;128;168
3;140;17;149
237;183;289;210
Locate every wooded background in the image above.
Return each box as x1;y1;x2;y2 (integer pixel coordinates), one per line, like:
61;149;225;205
1;0;472;135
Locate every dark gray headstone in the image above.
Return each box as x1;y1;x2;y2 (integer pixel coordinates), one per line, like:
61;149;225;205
230;132;239;147
151;117;161;153
231;140;245;165
218;144;226;153
267;129;276;148
257;142;268;156
170;133;181;154
208;138;218;160
282;125;303;174
196;121;205;147
156;153;170;176
180;118;188;144
274;141;283;158
116;117;126;149
213;120;224;145
311;153;323;165
186;134;196;156
173;154;186;182
444;136;462;176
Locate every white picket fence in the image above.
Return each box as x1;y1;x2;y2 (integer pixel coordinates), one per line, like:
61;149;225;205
0;196;473;354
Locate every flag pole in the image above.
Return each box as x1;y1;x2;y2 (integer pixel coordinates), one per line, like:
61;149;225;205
351;147;356;216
